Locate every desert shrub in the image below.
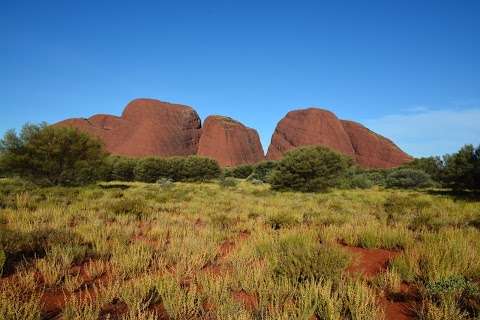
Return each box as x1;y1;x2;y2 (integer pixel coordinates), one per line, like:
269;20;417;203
249;178;263;185
340;168;374;189
218;177;237;188
269;146;352;192
169;156;221;182
224;164;254;179
109;156;137;181
0;123;107;186
156;177;174;188
249;160;277;182
271;234;349;282
404;156;444;184
386;168;433;189
442;144;480;190
133;157;171;183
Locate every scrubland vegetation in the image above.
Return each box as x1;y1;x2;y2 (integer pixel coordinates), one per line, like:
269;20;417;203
0;124;479;319
0;179;479;319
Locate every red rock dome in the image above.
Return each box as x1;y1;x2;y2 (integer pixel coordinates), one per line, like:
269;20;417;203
197;115;265;167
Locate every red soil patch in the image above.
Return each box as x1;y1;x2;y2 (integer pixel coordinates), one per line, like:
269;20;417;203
232;290;258;311
343;245;399;278
381;283;419;320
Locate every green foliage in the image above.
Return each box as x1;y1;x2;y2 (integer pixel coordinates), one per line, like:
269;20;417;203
134;156;221;183
405;156;444;183
133;157;171;183
249;160;277;182
386;168;433;189
108;197;146;218
271;235;349;282
269;146;352;192
109;156;137;181
169;156;221;182
224;164;254;179
218;176;238;188
0;123;107;186
442;144;480;190
267;212;298;229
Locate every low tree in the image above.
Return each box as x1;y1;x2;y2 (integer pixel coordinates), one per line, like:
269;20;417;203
0;123;107;186
224;164;254;179
404;156;444;184
385;168;433;189
269;146;352;192
249;160;277;182
109;156;137;181
133;157;171;183
442;144;480;190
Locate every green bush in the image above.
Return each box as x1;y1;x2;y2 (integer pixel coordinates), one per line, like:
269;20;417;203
133;157;171;183
0;123;107;186
110;156;137;181
269;146;352;192
404;156;444;184
224;164;254;179
169;156;221;182
249;160;277;182
272;235;349;282
386;168;433;189
218;177;238;188
442;144;480;190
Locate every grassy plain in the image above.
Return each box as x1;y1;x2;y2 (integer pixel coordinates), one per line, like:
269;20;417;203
0;178;479;319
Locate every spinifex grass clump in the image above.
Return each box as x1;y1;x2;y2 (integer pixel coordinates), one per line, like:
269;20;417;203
262;233;350;282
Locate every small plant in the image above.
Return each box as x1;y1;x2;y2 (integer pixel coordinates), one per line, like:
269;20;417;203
218;177;237;188
271;234;350;282
266;212;298;230
156;177;174;188
108;197;146;218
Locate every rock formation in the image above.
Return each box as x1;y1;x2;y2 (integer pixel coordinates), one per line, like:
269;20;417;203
266;108;355;160
197;115;265;167
56;98;202;157
266;108;411;168
57;100;411;168
341;120;412;168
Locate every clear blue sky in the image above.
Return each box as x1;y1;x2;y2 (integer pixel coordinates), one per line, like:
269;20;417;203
2;0;479;157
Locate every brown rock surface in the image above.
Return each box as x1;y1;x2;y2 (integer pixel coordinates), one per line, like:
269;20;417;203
266;108;411;168
266;108;355;160
56;98;202;157
341;120;412;168
197;115;265;167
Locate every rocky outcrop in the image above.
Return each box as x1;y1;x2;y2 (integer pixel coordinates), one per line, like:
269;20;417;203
57;100;411;168
197;116;265;167
341;120;412;168
266;108;355;160
56;98;202;157
266;108;411;168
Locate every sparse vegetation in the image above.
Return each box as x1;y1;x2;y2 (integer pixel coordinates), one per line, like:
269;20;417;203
0;177;478;319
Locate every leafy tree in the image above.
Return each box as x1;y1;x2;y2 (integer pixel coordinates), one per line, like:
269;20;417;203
109;156;137;181
386;168;433;189
404;156;444;183
224;164;254;179
133;157;171;183
442;144;480;190
134;156;221;182
0;123;107;186
269;146;352;192
169;156;221;181
249;160;277;182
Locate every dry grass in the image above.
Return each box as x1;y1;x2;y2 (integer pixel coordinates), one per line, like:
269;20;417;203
0;178;479;319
